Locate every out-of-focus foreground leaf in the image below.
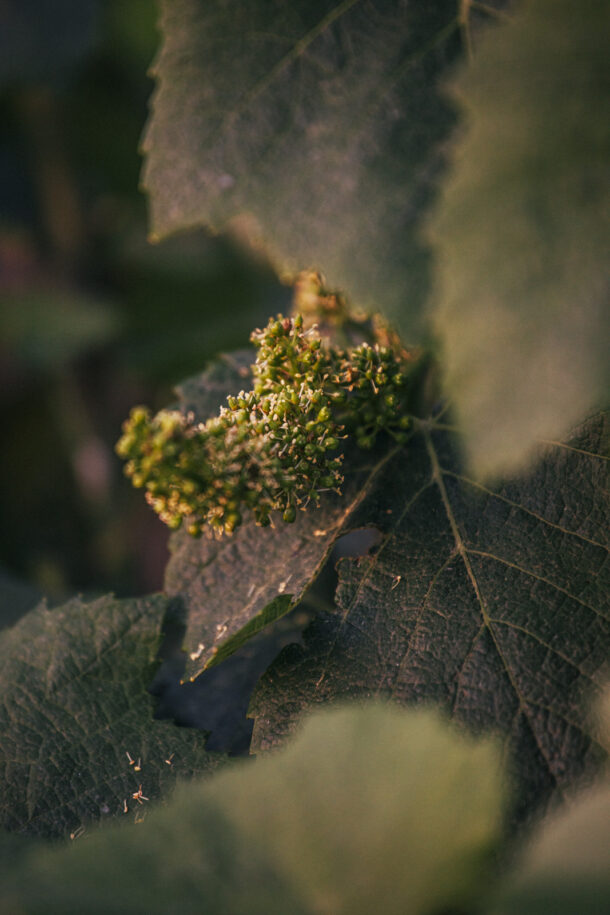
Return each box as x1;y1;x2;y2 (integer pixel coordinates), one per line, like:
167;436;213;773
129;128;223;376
429;0;610;478
0;703;505;915
142;0;503;336
490;781;610;915
0;593;225;838
250;410;610;819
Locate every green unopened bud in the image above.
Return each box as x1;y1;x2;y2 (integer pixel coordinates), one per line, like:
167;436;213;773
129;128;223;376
115;435;134;458
224;512;242;533
130;406;150;426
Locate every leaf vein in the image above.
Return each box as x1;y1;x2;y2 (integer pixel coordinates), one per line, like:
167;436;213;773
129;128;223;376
424;429;567;794
220;0;362;133
314;475;435;690
389;550;459;697
467;549;607;620
444;470;609;551
489;617;602;685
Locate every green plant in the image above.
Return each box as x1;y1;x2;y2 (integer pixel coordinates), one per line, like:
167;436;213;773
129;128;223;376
1;0;609;911
116;304;416;535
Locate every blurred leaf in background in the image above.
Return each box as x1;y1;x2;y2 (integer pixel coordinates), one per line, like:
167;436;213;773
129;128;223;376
0;0;285;602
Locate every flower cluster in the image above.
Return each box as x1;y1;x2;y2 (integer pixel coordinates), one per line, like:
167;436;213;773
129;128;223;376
117;311;415;537
339;343;411;450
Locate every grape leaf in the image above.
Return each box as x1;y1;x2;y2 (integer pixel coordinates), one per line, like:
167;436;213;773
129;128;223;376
428;0;610;478
1;807;303;915
0;704;505;915
250;410;610;818
490;781;610;915
0;593;225;838
165;352;399;681
142;0;510;335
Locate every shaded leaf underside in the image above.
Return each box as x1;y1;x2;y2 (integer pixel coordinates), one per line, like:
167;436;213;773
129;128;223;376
250;410;610;816
143;0;510;336
0;593;224;838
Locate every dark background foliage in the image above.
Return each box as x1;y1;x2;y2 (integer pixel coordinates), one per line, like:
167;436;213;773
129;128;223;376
0;0;286;613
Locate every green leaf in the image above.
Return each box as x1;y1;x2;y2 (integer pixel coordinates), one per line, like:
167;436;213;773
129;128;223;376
1;703;505;915
0;288;119;370
142;0;487;335
490;782;610;915
428;0;610;478
0;593;225;838
250;410;610;818
1;807;303;915
165;352;398;680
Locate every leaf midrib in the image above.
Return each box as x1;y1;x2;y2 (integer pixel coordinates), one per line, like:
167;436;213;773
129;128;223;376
314;424;603;793
423;428;582;795
444;470;609;551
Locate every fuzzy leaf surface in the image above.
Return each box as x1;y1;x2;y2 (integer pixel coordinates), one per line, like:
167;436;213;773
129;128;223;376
165;353;398;680
0;593;224;838
429;0;610;478
251;411;610;818
0;704;504;915
141;0;509;335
